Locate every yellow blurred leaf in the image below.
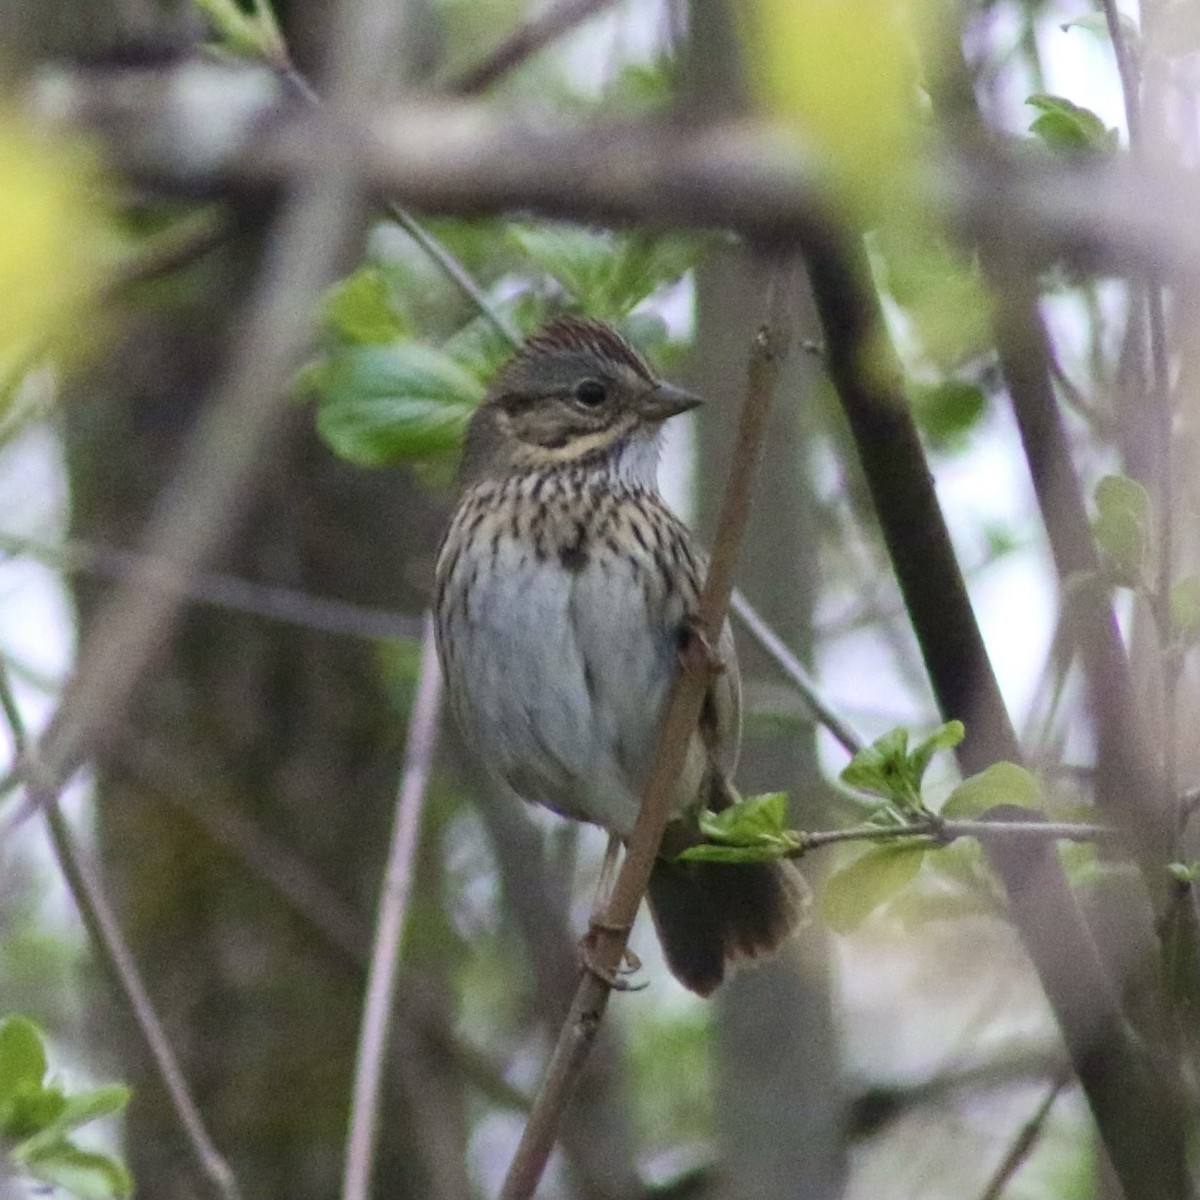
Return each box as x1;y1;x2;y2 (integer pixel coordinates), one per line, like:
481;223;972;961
742;0;930;201
0;114;112;369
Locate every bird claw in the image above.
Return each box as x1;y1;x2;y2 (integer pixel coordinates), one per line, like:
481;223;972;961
579;922;647;992
677;615;724;675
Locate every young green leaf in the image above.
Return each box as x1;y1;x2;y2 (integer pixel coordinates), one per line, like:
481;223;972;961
317;343;484;465
822;843;927;933
840;721;962;810
698;792;789;844
908;720;965;784
12;1085;130;1161
1027;94;1119;155
0;1016;46;1109
840;727;912;800
1167;861;1200;886
20;1140;132;1200
941;761;1040;820
678;842;791;864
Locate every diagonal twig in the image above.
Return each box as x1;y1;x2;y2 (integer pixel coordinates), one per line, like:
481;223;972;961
342;614;443;1200
498;267;791;1200
975;1072;1070;1200
730;588;864;756
448;0;623;95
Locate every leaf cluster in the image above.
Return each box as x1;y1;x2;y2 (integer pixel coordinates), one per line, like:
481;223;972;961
0;1015;131;1200
311;223;709;469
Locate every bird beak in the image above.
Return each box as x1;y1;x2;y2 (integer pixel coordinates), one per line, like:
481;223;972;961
642;383;703;422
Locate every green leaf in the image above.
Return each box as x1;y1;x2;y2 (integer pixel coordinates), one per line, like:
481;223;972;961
508;223;708;319
4;1085;66;1140
942;761;1040;819
912;381;987;451
0;1016;46;1108
193;0;284;61
1027;94;1119;155
908;720;965;784
20;1140;132;1200
822;843;927;933
13;1085;130;1160
699;792;789;844
1093;473;1152;587
1170;577;1200;644
324;268;408;345
840;722;961;809
678;842;791;864
840;727;911;801
1167;861;1200;885
317;343;484;465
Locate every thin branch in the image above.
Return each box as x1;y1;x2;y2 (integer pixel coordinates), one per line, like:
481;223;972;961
730;588;864;756
1100;0;1179;817
0;532;424;645
975;1072;1071;1200
384;204;518;344
36;70;1200;282
0;661;242;1200
280;62;519;346
498;270;791;1200
342;614;443;1200
448;0;623;95
792;816;1113;856
804;228;1190;1200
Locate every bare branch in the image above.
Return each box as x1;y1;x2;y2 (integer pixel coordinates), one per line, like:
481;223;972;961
499;268;791;1200
448;0;623;95
804;228;1190;1200
342;615;443;1200
975;1073;1070;1200
0;532;424;645
792;816;1114;855
730;588;864;756
35;68;1200;282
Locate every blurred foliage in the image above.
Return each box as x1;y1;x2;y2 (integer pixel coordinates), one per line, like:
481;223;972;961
310;222;707;469
0;113;113;440
0;1016;131;1199
740;0;926;201
626;1008;712;1147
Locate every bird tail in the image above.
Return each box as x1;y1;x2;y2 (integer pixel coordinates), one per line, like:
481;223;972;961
646;855;809;996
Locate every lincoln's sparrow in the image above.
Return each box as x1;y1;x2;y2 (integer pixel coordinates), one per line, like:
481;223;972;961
434;317;805;995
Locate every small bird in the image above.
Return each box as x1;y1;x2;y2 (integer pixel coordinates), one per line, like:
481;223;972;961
434;316;806;995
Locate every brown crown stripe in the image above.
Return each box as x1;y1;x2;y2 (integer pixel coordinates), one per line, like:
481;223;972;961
516;316;656;383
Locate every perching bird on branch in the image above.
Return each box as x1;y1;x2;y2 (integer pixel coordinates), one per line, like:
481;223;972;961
434;317;806;995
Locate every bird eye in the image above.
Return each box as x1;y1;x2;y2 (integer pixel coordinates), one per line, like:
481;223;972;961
574;379;608;407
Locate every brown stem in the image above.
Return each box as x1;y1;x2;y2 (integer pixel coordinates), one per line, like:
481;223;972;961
498;270;790;1200
975;1072;1070;1200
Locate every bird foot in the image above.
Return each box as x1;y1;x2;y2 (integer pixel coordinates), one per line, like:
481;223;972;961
677;615;724;676
579;921;647;992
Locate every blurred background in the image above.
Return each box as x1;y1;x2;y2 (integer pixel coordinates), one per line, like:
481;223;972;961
0;0;1197;1198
